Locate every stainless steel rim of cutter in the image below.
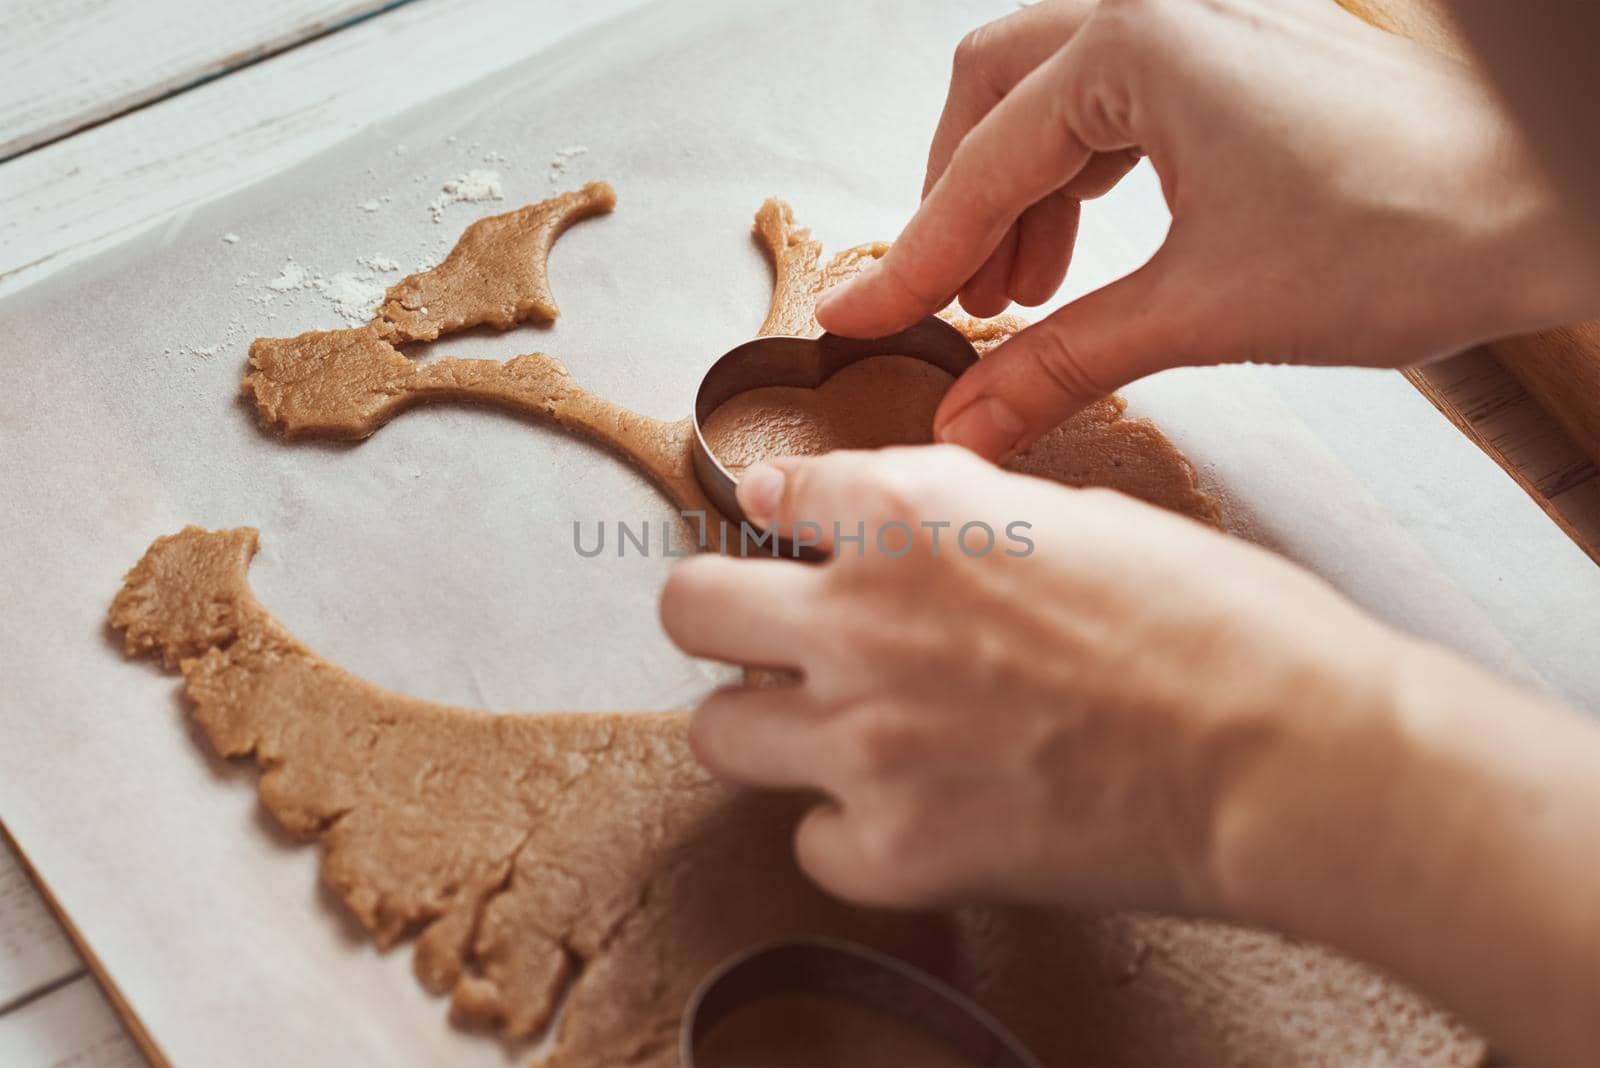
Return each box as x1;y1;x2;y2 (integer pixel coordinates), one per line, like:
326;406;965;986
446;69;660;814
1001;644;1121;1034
680;936;1044;1067
691;316;981;531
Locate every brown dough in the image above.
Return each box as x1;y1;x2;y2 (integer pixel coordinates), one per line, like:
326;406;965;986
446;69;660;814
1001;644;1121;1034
111;527;1483;1068
701;355;952;474
247;324;714;518
170;191;1482;1065
376;181;616;342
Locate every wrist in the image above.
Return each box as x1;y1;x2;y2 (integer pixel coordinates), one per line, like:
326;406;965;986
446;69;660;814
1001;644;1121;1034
1203;631;1600;1066
1194;619;1428;926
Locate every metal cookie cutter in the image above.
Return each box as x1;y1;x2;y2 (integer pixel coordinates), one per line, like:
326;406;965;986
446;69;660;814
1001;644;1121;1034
692;317;981;528
681;937;1043;1067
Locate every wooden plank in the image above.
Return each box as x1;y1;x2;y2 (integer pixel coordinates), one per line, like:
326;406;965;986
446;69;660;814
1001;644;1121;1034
0;976;141;1068
1493;325;1600;464
0;825;165;1068
0;837;80;1011
0;0;402;159
0;0;644;300
1409;353;1600;565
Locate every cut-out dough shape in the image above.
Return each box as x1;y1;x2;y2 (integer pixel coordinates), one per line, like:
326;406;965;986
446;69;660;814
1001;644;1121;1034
196;190;1479;1063
243;192;1218;526
111;527;1483;1067
700;354;954;475
378;181;617;342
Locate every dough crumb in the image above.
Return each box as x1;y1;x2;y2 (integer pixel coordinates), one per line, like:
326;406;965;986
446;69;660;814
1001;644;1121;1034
548;145;589;184
319;271;388;325
430;169;505;222
266;261;311;292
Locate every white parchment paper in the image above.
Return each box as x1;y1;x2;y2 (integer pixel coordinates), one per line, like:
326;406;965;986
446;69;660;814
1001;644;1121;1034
1;1;1596;1064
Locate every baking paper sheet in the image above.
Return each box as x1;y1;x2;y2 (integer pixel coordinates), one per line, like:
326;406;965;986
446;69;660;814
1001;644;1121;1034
2;1;1597;1064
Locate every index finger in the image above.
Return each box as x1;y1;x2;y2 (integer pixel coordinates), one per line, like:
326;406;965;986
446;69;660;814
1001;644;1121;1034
924;1;1096;200
818;46;1098;338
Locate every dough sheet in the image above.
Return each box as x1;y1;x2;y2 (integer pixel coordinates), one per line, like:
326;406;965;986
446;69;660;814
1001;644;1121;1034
100;189;1482;1066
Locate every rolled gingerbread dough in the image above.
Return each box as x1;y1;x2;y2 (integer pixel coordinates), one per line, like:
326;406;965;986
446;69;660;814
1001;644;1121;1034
701;355;952;474
107;190;1487;1066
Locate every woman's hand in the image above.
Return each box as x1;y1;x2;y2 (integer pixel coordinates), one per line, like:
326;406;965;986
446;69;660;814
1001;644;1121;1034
658;448;1600;1067
660;446;1405;912
816;0;1600;460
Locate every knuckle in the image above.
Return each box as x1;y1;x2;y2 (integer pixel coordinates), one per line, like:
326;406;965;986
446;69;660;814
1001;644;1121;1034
1098;0;1158;24
1029;322;1112;403
658;558;715;631
946;139;1012;225
838;709;919;779
857;805;935;897
776;460;816;522
1094;0;1189;58
965;620;1030;693
657;569;694;639
796;809;903;906
860;454;947;522
951;26;991;78
874;252;954;314
686;700;728;769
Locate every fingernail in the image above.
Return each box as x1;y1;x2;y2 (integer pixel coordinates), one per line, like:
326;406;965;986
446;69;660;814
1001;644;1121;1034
738;463;786;525
936;397;1026;459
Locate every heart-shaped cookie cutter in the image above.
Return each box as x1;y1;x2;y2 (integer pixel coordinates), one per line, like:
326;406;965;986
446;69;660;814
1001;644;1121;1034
681;937;1044;1067
692;317;981;528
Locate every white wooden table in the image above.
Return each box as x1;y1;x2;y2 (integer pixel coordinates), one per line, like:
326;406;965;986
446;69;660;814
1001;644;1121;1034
0;0;642;1061
1;1;1595;1063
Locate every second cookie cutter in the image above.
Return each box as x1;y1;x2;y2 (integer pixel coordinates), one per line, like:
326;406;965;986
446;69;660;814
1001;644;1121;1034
691;317;981;528
680;936;1043;1067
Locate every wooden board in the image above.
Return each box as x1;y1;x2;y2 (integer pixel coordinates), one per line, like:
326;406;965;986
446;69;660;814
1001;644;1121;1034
0;838;79;1011
0;0;639;299
0;0;1595;1062
1492;325;1600;463
0;826;155;1068
0;0;403;158
0;976;142;1068
1407;357;1600;565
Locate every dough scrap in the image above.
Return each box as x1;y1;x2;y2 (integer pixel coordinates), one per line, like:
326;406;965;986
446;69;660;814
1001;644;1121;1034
244;192;1215;526
246;323;711;517
207;192;1482;1063
110;527;1484;1068
376;181;616;342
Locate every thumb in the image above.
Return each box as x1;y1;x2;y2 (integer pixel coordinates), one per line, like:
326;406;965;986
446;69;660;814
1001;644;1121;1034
933;260;1179;460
